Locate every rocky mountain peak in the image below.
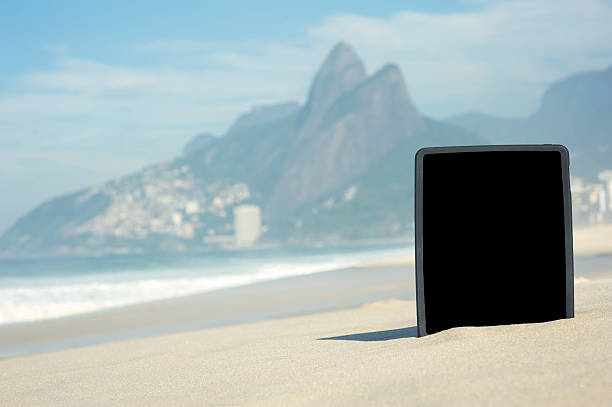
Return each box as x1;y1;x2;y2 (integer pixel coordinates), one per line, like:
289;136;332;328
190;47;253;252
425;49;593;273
370;63;401;82
343;63;422;131
316;42;365;80
266;62;425;219
298;42;367;130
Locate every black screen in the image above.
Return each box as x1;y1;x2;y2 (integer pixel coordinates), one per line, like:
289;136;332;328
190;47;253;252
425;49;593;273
419;149;571;335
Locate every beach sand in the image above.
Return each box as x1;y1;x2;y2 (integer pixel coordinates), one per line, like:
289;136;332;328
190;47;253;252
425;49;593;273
1;270;611;405
574;224;612;256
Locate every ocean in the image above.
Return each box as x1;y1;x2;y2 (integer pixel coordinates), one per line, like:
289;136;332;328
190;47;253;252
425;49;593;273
0;245;413;326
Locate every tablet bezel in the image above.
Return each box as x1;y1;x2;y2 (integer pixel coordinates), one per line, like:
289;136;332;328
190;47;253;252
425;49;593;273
414;144;574;337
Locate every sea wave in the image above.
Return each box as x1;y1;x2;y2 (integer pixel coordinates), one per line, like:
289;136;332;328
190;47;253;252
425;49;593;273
0;247;412;325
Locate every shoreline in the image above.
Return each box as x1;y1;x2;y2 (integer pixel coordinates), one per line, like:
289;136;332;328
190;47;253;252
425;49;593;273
2;221;612;261
0;238;414;261
2;253;612;359
0;262;414;358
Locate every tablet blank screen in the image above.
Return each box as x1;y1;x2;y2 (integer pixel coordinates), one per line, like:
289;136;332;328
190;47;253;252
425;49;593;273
421;150;567;334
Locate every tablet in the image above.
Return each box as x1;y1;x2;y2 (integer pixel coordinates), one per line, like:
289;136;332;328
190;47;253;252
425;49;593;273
415;145;574;337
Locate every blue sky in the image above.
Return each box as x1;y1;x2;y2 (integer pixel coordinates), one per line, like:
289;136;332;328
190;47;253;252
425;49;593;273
0;1;467;77
1;0;612;233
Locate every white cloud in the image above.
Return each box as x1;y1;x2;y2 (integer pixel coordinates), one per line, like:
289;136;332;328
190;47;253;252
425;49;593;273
24;58;304;97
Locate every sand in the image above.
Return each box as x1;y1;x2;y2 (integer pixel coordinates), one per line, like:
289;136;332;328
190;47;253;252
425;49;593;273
1;273;611;406
574;224;612;256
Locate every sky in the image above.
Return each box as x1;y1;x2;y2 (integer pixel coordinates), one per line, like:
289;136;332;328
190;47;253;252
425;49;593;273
1;0;612;233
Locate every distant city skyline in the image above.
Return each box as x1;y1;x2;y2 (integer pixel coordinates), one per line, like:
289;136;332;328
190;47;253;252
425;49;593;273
1;0;612;233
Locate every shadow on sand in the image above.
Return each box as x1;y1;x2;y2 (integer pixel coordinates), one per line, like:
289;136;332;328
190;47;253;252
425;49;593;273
318;326;417;342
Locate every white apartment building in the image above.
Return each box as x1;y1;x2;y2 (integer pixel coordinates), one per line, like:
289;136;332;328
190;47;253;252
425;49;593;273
598;170;612;212
572;170;612;226
234;205;262;245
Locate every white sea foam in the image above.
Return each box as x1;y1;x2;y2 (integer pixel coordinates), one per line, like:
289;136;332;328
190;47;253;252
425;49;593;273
0;247;413;325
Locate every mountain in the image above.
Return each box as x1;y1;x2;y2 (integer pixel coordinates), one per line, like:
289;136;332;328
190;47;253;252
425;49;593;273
296;42;367;134
449;65;612;181
267;63;425;219
226;102;300;135
182;132;217;156
0;42;484;257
